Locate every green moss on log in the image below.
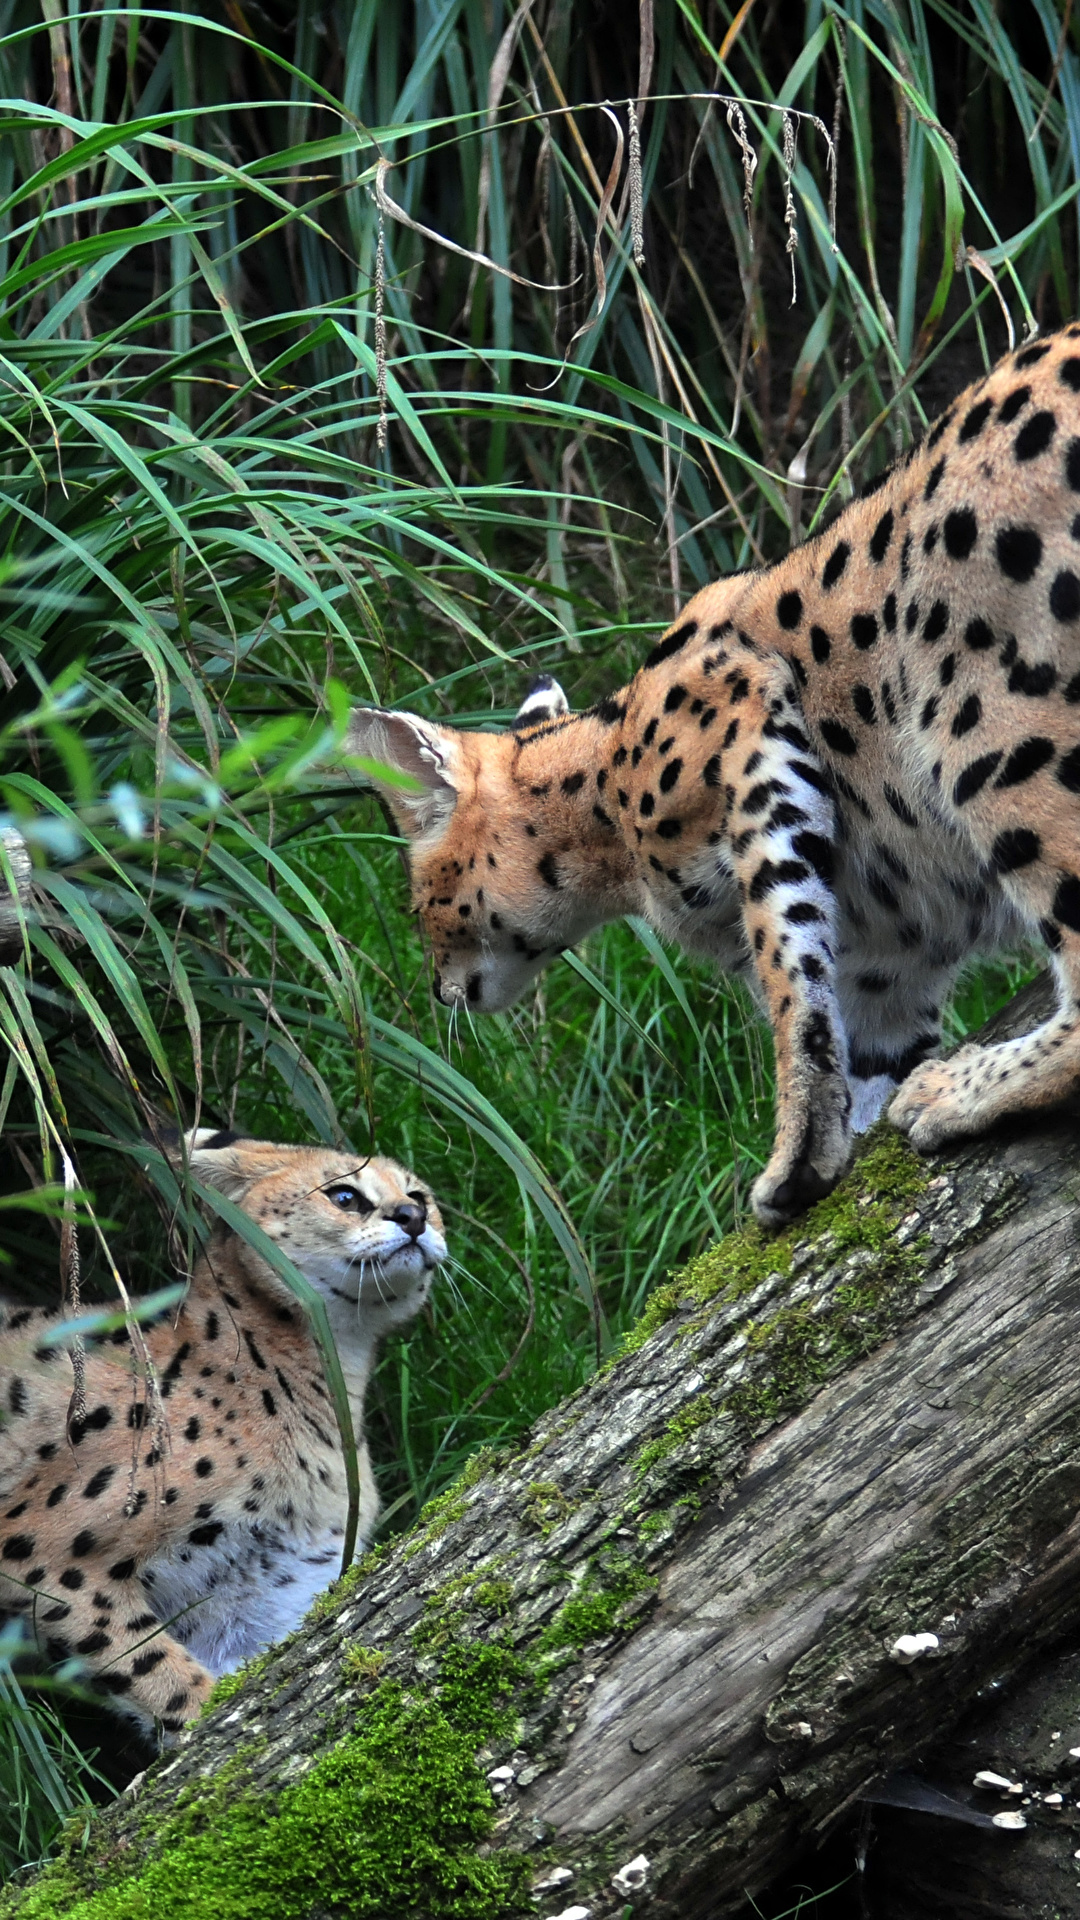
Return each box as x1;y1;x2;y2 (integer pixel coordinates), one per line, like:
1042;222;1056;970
620;1125;929;1362
0;1643;533;1920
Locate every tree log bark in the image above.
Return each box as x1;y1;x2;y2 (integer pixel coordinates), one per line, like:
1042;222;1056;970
10;973;1080;1920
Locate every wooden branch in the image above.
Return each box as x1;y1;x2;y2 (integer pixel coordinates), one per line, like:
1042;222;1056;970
10;973;1080;1920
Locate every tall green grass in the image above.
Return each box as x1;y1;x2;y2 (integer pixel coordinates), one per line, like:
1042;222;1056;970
0;0;1072;1874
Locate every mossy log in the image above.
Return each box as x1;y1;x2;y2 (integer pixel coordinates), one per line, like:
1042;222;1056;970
10;974;1080;1920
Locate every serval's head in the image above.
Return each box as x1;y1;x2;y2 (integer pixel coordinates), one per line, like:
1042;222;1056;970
347;678;637;1013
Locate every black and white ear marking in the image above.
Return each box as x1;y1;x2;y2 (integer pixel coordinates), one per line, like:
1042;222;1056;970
345;709;459;837
185;1127;249;1151
512;674;570;732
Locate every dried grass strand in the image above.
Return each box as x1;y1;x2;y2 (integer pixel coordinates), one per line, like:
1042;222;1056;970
782;110;798;303
726;101;758;249
60;1149;85;1444
374;205;387;452
374;156;572;292
627;98;645;266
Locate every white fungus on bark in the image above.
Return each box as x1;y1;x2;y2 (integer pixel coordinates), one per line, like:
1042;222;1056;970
611;1854;651;1896
889;1632;940;1663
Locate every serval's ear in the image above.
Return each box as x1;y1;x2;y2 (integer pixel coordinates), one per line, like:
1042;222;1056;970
512;674;569;731
163;1127;270;1204
345;708;460;839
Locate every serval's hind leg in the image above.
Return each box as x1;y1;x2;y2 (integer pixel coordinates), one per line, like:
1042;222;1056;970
891;761;1080;1147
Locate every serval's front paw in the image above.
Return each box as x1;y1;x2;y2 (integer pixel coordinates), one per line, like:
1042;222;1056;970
750;1133;851;1229
888;1052;977;1150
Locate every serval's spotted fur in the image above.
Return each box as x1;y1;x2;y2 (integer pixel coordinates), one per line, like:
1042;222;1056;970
0;1132;444;1736
352;326;1080;1224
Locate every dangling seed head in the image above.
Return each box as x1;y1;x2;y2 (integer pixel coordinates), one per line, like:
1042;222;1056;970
725;101;758;251
782;111;799;304
375;206;388;453
627;98;645;268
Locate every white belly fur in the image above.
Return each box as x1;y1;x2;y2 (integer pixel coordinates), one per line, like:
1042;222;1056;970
141;1523;345;1674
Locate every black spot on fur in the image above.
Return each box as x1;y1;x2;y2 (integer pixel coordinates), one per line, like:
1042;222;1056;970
996;738;1056;787
996;524;1042;582
868;870;901;912
852;685;876;725
1057;746;1080;792
943;509;978;560
1067;438;1080;492
560;770;585;796
924;459;946;501
75;1630;110;1656
1050;570;1080;623
1054;875;1080;931
664;684;688;712
132;1646;168;1675
819;718;858;757
1015;409;1057;461
809;625;831;663
992;829;1041;871
70;1530;96;1557
748;859;810;902
537;852;560;890
1059;357;1080;392
658;759;682;794
926;410;955;451
656;819;681;840
920;696;939;730
1008;658;1057;697
643;621;697;670
791;832;834;883
639;792;655;817
869;510;894;562
1016;343;1050;369
703;756;721;786
923;600;950;642
959;398;993;441
261;1388;277;1417
82;1465;116;1501
2;1534;35;1561
998;385;1031;424
162;1344;191;1386
108;1558;136;1582
822;544;850;590
243;1329;266;1370
884;785;918;827
953;752;1003;804
883;593;897;633
188;1521;225;1548
68;1405;111;1445
850;614;878;650
777;590;803;629
951;695;981;737
592;696;626;726
964;617;994;651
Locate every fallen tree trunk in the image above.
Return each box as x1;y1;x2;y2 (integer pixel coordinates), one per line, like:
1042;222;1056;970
10;974;1080;1920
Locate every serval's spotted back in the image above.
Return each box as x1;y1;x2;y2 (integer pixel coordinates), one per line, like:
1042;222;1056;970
351;326;1080;1225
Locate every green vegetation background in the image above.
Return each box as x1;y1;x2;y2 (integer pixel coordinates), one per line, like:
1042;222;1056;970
0;0;1069;1877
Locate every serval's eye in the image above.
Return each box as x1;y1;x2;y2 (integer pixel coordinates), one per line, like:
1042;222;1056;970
325;1186;375;1215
